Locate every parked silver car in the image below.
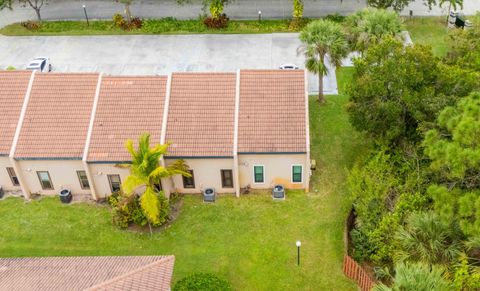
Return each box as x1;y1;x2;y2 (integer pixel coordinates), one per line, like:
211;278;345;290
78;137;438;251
279;63;299;70
26;57;52;72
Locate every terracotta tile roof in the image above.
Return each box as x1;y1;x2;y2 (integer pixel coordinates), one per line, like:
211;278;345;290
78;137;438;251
238;70;307;153
0;71;31;156
87;76;167;162
0;256;174;291
14;73;99;159
165;73;236;157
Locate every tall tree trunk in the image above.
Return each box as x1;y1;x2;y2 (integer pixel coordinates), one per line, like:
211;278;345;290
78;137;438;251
318;73;324;104
125;4;132;23
35;8;42;22
446;2;452;26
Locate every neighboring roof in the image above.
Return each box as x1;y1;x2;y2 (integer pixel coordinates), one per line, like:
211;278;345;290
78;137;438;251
87;76;167;162
14;73;99;159
165;72;236;157
0;256;174;291
238;70;307;153
0;71;31;155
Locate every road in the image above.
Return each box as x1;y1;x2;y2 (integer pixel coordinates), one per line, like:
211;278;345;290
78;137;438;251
2;0;479;29
0;33;338;94
0;0;367;28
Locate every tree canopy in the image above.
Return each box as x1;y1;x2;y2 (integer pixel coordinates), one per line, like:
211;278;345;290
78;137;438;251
367;0;462;12
347;38;476;146
424;92;480;238
345;8;402;52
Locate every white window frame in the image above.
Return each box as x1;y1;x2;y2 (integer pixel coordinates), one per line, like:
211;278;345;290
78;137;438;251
252;164;265;184
37;171;54;190
291;164;303;184
107;174;122;193
77;170;90;190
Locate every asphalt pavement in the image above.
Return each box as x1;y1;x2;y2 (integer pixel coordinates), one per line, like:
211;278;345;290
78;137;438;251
1;0;479;29
0;33;339;94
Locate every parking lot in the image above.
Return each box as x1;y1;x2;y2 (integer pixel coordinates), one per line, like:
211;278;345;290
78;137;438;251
0;33;338;94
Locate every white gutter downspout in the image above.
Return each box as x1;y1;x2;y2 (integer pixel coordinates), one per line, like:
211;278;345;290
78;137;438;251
233;69;241;197
82;73;103;200
9;70;36;200
304;70;311;192
160;73;173;198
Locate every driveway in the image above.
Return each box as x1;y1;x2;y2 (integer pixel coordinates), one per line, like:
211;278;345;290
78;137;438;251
0;33;338;94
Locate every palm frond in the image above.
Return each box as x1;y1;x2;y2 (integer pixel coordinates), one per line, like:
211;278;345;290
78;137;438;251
122;175;146;195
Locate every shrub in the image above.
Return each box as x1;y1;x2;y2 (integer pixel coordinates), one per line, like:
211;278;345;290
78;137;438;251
130;17;143;29
173;273;232;291
288;17;308;31
6;66;16;71
325;13;345;23
204;14;229;29
293;0;304;19
108;190;122;207
111;191;148;228
21;21;41;31
209;0;224;19
113;13;127;29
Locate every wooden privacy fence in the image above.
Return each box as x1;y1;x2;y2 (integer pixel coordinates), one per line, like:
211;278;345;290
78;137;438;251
343;209;376;291
343;255;375;291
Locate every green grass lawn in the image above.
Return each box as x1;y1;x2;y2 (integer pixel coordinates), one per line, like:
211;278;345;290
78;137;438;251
0;19;299;36
0;68;369;290
404;16;450;57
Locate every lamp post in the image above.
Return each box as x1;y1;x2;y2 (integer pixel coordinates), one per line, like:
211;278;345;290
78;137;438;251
258;10;262;23
82;5;89;26
296;240;301;266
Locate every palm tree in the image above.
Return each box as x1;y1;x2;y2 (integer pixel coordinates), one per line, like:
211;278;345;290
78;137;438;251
394;211;460;267
121;133;190;232
298;19;349;104
345;8;402;52
374;262;453;291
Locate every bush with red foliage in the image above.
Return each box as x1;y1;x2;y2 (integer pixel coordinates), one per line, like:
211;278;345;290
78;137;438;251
203;13;229;29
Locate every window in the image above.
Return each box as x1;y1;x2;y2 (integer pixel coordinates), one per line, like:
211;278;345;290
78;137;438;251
183;170;195;188
253;165;264;183
292;165;303;183
221;169;233;188
77;170;90;189
6;167;19;186
37;171;53;190
108;175;121;193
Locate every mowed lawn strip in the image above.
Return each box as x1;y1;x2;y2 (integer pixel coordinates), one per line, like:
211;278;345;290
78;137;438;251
0;19;298;36
404;16;450;57
0;68;366;290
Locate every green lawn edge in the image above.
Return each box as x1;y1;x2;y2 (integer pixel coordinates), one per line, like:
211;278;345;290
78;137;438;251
0;19;300;36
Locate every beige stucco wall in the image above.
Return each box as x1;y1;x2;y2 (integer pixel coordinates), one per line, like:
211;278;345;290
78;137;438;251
0;157;21;193
165;158;235;194
238;154;308;190
16;160;91;196
88;163;130;199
